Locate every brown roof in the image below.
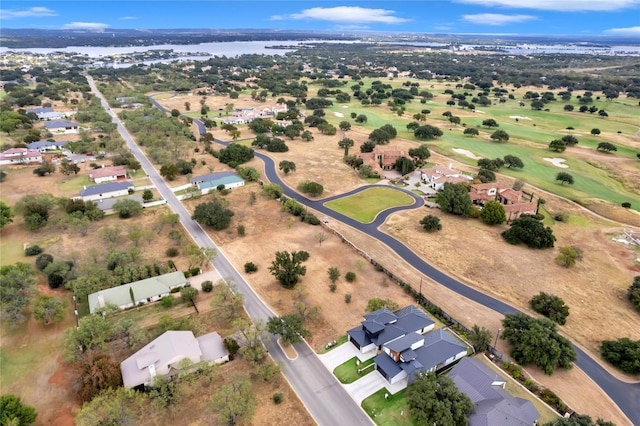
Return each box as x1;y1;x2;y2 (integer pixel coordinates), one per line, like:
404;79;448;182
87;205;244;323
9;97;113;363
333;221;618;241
503;203;536;213
471;182;510;192
89;165;127;180
498;188;523;203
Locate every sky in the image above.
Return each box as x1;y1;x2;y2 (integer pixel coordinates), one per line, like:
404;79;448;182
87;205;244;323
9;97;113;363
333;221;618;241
1;1;639;38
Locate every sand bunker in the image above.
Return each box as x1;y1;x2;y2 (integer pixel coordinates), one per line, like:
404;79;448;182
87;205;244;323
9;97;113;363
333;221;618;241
509;115;532;120
333;112;344;117
543;157;568;168
452;148;482;160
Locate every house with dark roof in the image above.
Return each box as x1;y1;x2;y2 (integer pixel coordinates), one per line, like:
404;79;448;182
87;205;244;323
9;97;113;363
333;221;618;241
44;119;79;134
348;305;435;354
77;181;133;202
120;330;229;388
374;328;468;385
28;140;68;152
448;358;540;426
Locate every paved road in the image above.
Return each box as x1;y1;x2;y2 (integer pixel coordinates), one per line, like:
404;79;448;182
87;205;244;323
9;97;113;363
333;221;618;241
87;76;372;426
244;146;640;425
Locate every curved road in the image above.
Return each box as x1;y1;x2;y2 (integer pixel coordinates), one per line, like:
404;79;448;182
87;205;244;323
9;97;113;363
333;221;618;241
89;77;373;426
155;95;638;424
246;146;640;425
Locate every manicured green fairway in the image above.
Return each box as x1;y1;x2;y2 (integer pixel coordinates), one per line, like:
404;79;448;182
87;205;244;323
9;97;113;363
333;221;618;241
324;187;415;223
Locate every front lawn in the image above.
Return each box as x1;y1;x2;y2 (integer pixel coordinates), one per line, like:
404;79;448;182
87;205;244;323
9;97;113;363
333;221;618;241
324;187;415;223
333;356;375;384
361;388;411;426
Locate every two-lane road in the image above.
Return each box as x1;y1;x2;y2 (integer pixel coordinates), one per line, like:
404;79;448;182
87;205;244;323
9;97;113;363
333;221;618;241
86;75;373;426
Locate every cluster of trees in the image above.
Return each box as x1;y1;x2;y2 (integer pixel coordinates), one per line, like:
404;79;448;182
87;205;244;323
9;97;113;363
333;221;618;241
217;143;255;168
600;338;640;375
548;135;579;152
501;313;576;375
628;276;640;312
297;180;324;196
406;372;473;426
268;250;309;289
502;216;556;248
0;263;37;327
530;292;570;325
252;134;289;152
192;199;235;230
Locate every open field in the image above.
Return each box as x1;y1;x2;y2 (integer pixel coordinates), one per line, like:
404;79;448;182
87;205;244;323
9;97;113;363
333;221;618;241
324;187;415;223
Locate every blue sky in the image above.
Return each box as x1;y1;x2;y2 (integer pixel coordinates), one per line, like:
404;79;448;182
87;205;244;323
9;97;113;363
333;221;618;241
1;1;639;37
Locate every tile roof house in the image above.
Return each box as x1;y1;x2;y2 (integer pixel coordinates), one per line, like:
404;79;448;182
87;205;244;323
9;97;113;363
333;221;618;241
120;330;229;388
348;305;435;354
44;120;79;134
190;171;245;194
448;358;540;426
77;181;134;202
469;183;537;222
0;148;43;165
421;164;473;190
374;328;468;385
89;165;128;183
87;271;189;314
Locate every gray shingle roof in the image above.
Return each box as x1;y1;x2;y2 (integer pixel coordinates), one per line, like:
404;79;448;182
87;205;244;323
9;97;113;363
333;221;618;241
44;119;78;128
448;358;540;426
80;181;133;197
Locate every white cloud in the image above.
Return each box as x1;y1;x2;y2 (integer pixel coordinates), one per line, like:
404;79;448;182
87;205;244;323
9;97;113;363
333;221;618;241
63;22;110;30
119;16;137;21
271;7;409;24
0;6;56;19
456;0;640;11
462;13;536;25
604;26;640;36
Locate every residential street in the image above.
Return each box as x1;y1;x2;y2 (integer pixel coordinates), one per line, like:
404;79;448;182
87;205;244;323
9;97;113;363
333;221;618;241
86;75;373;426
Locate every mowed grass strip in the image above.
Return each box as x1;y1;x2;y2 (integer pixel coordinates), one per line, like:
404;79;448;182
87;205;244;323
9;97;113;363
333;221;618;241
333;356;375;384
361;388;411;426
324;187;415;223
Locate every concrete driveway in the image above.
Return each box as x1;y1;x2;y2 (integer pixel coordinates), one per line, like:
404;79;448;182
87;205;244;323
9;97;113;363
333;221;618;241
318;341;375;371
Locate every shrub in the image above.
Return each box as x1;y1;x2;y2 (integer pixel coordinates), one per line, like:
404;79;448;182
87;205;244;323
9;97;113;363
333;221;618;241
201;280;214;292
628;276;640;312
329;283;337;292
165;247;179;257
601;338;640;374
237;224;246;236
420;215;442;232
345;272;356;282
273;393;283;404
161;296;174;308
24;245;42;256
344;294;352;303
555;246;582;268
530;292;570;325
622;202;631;208
224;337;240;358
35;253;54;271
244;262;258;273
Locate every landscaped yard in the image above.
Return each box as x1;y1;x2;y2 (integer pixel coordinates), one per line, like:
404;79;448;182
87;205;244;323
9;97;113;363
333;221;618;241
361;388;411;426
333;356;375;384
324;187;415;223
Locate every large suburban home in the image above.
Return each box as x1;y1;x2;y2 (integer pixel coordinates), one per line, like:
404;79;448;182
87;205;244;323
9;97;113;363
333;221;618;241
0;148;43;165
44;119;79;134
357;148;407;175
470;183;537;221
421;164;473;190
89;165;128;183
348;305;435;354
27;140;67;152
223;103;288;125
27;107;71;121
190;171;244;194
87;271;189;314
448;357;540;426
120;330;230;389
77;181;133;202
374;328;468;386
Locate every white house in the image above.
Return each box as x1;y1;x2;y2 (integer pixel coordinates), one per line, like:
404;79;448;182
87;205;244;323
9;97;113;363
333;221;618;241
0;148;43;165
421;164;473;191
28;140;67;152
87;271;189;314
190;171;245;194
120;330;230;388
77;181;133;202
44;120;79;134
89;165;128;183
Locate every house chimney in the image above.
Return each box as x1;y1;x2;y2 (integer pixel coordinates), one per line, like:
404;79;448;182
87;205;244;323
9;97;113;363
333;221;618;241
83;185;86;190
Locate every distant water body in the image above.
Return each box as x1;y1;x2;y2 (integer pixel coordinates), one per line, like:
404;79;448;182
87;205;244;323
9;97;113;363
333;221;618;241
0;40;349;57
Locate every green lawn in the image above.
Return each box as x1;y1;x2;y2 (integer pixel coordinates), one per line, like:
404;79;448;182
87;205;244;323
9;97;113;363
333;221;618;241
324;187;415;223
57;174;92;194
333;356;375;384
361;388;411;426
316;334;348;354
